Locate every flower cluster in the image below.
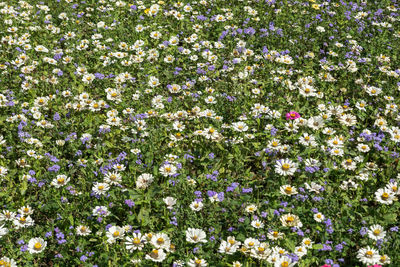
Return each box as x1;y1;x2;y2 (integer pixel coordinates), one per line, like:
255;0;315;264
0;0;399;266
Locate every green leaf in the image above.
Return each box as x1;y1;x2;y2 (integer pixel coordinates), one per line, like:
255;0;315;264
383;213;397;224
216;143;224;151
20;180;28;195
138;207;150;226
285;239;295;251
312;244;323;250
68;214;74;226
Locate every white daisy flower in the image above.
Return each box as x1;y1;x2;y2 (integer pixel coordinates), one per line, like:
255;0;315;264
275;159;298;176
125;232;147;251
28;237;47;254
367;224;386;241
186;228;207;243
356;246;380;265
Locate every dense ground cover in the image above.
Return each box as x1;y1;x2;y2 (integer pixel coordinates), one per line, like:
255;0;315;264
0;0;400;266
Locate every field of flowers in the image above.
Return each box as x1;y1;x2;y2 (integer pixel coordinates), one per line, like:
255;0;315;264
0;0;400;266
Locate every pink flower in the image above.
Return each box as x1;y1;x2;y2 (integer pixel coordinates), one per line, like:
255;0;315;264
286;111;300;120
368;265;382;267
320;265;331;267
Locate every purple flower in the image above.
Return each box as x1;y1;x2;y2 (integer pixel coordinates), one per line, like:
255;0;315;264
53;112;61;121
242;187;253;193
207;190;216;197
226;182;239;192
360;227;368;236
335;244;344;252
217;192;224;201
325;259;334;265
125;199;135;208
94;73;105;79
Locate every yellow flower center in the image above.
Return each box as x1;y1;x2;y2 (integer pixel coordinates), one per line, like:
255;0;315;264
34;242;42;250
286;216;294;223
113;231;120;237
373;229;381;235
381;192;389;200
282;163;290;171
133;238;141;244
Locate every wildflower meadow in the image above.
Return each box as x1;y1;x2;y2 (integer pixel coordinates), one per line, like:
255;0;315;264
1;0;400;266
